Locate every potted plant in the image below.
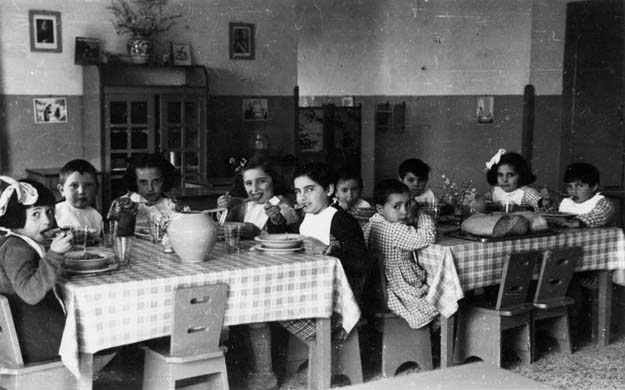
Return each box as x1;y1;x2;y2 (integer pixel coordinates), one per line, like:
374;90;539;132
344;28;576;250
108;0;181;64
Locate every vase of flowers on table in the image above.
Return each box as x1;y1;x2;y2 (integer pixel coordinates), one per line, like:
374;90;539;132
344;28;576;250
440;174;480;226
108;0;181;64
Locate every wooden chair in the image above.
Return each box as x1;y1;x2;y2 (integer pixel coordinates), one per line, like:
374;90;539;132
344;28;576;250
0;295;75;390
453;251;542;367
143;283;229;390
373;252;432;377
532;247;581;360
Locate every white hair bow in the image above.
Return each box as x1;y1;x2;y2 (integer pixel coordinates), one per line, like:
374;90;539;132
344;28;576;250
0;176;39;217
485;148;507;171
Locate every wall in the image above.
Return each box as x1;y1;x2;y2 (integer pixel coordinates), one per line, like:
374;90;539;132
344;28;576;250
0;0;297;178
296;0;570;197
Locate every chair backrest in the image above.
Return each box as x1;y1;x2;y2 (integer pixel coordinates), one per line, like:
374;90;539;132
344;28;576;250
0;294;24;366
170;283;228;357
495;251;542;311
534;247;581;306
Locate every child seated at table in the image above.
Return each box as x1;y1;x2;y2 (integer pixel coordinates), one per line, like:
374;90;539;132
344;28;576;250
363;179;439;329
485;149;546;210
55;159;103;235
333;168;374;227
108;154;178;234
557;162;614;228
398;158;438;205
0;176;73;362
217;154;298;238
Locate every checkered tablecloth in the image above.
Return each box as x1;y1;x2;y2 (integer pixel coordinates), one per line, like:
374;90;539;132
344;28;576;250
418;227;625;318
58;239;360;377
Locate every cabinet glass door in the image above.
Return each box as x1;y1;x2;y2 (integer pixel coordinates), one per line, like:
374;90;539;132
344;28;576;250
160;94;205;187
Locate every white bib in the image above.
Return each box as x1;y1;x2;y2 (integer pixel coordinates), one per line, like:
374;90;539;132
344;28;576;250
559;193;604;215
492;186;525;206
244;196;280;230
299;206;337;245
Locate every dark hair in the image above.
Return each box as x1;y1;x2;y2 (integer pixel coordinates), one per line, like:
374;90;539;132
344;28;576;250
564;162;600;186
486;152;536;186
398;159;430;180
59;159;98;185
237;154;287;196
336;168;363;190
373;179;410;206
293;162;337;193
0;179;57;229
123;154;179;193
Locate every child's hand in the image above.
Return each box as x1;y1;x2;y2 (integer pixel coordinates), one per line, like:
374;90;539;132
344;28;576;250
240;222;260;239
302;237;329;255
264;203;285;224
50;231;73;254
217;193;232;209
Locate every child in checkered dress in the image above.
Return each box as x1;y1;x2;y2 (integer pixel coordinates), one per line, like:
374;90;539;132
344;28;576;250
363;179;439;329
557;162;614;228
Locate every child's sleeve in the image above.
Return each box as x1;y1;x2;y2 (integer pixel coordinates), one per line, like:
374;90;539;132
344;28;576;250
522;187;543;209
392;211;436;251
1;241;63;305
576;198;615;227
328;211;371;279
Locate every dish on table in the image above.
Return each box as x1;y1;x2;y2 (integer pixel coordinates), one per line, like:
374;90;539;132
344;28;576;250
252;244;304;253
254;234;305;249
538;212;576;219
64;247;115;271
66;263;119;275
135;228;151;240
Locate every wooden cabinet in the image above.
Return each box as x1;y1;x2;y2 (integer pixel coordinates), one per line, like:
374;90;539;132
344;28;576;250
83;64;208;209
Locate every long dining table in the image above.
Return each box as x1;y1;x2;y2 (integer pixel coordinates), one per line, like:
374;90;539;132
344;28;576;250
58;238;361;390
417;226;625;368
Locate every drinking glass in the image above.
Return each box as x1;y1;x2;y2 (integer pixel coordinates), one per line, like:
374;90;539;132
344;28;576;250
71;225;89;252
102;220;116;248
148;216;162;245
114;236;132;268
224;222;242;254
423;201;440;222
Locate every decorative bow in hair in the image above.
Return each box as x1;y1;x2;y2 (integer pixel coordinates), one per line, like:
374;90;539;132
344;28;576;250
485;148;507;171
228;157;248;173
0;176;39;217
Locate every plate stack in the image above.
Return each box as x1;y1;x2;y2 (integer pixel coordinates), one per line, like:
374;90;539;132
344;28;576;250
64;247;116;275
253;234;305;253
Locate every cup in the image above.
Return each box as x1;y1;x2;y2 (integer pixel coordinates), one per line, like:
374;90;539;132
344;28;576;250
423;202;440;222
224;222;242;254
148;216;163;245
114;236;132;267
102;220;116;248
71;225;89;251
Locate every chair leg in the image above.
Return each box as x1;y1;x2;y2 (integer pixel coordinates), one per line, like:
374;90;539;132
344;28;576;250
285;334;308;378
332;327;363;384
512;322;532;365
143;353;175;390
454;309;503;367
548;314;573;354
380;317;432;377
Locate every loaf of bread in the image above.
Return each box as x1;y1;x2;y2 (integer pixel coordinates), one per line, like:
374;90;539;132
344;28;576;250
461;213;529;237
512;211;549;232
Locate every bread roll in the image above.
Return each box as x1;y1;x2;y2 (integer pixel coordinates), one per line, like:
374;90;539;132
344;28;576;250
512;211;549;232
461;213;529;237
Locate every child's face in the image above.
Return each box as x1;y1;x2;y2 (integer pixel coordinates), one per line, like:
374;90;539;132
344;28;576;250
136;167;164;204
376;192;411;224
565;180;598;203
58;171;97;209
294;175;333;215
400;172;427;197
335;179;361;209
243;168;274;204
496;164;520;192
15;205;55;244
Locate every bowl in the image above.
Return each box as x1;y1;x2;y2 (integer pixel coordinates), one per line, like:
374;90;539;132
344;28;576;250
254;234;304;249
64;247;114;271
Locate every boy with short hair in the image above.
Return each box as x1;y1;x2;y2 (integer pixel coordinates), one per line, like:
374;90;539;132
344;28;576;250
558;162;614;228
398;158;437;204
55;159;103;235
363;179;438;329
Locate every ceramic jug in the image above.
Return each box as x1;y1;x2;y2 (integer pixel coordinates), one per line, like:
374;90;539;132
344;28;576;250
167;211;217;262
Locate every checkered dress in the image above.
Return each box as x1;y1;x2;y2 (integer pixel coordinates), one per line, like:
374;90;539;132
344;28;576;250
521;186;543;209
573;198;615;228
363;212;439;329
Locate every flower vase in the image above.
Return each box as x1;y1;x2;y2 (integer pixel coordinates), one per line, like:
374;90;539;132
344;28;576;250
127;35;152;64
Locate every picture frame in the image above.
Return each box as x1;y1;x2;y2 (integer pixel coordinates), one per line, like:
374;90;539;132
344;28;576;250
33;97;68;124
341;96;354;107
476;95;494;124
29;10;62;53
229;22;255;60
297;107;325;153
74;37;100;65
171;42;192;66
242;98;268;121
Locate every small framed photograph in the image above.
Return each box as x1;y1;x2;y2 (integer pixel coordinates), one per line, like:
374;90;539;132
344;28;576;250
229;22;255;60
33;97;68;124
74;37;100;65
341;96;354;107
171;42;192;66
476;95;494;124
29;10;62;53
242;98;268;121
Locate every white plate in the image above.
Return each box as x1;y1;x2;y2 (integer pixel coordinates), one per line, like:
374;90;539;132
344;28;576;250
66;262;118;275
253;244;304;253
254;234;304;249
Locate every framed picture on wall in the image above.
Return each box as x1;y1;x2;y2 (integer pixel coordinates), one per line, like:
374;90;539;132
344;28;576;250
171;42;192;65
29;10;62;52
229;22;255;60
33;97;68;124
242;98;268;120
74;37;100;65
476;95;494;124
297;108;324;153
